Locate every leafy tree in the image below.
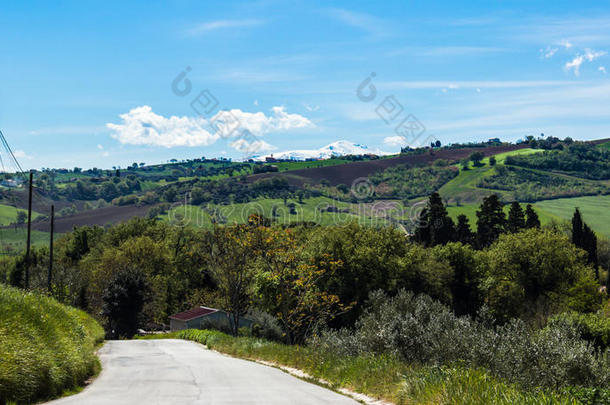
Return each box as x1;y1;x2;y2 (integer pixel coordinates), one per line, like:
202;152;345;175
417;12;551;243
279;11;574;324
254;226;350;344
163;187;177;203
16;211;27;225
489;156;497;166
476;194;506;248
336;183;349;194
102;267;148;339
433;242;483;316
485;229;600;322
470;151;485;167
455;214;474;245
507;202;526;233
413;192;455;247
306;224;414;326
525;204;540;229
210;225;255;336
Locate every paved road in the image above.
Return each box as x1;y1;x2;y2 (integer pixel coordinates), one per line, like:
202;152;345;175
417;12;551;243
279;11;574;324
46;339;357;405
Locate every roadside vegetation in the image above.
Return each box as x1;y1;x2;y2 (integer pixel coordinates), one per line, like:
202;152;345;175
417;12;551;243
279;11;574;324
140;328;582;405
0;284;104;404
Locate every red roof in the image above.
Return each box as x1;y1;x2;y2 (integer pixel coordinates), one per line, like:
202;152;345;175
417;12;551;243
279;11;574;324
169;306;218;321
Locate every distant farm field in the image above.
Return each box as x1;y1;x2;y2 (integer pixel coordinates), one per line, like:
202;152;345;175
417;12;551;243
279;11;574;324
160;196;400;229
534;195;610;237
0;204;40;226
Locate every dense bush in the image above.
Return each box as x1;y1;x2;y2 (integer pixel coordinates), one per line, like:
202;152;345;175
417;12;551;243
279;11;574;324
549;311;610;350
311;290;610;391
484;228;601;322
0;284;104;404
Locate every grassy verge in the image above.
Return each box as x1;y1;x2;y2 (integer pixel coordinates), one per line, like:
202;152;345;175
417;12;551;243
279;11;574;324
0;284;105;404
139;329;578;404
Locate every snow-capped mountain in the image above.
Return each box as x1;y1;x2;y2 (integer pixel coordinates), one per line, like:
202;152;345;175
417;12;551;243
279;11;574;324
250;140;392;161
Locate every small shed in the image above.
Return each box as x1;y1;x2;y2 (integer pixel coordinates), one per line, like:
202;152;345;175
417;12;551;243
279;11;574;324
169;306;253;332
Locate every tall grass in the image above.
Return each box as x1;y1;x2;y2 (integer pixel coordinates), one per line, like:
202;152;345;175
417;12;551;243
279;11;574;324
161;329;578;404
0;284;104;404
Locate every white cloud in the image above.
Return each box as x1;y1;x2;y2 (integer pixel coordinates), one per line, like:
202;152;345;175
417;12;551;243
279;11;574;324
565;55;585;75
324;8;389;37
106;105;313;148
13;150;32;160
96;144;104;150
565;48;607;75
383;135;408;147
600;66;607;74
541;46;558;59
230;138;276;154
186;19;264;36
560;39;573;49
585;48;607;61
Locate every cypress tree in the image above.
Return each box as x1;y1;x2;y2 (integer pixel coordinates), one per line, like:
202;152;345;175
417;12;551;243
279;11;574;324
476;194;506;248
413;193;455;246
583;224;599;277
413;207;431;246
525;204;540;229
456;214;474;245
507;202;526;233
572;208;599;278
572;208;584;248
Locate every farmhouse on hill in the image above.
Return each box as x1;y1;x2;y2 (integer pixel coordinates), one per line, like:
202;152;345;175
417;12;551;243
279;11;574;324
169;306;253;332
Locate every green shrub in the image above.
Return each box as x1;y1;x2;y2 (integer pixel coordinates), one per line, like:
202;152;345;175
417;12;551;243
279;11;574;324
548;312;610;350
173;329;578;404
0;284;104;404
311;290;610;391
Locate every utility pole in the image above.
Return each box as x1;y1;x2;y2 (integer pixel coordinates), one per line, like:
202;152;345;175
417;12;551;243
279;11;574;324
48;205;54;292
25;170;33;289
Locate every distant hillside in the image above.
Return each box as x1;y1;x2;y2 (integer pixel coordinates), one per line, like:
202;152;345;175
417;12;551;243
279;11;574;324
3;138;610;246
248;143;527;186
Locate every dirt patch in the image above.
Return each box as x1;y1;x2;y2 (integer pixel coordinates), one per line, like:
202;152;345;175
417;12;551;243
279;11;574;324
26;204;155;233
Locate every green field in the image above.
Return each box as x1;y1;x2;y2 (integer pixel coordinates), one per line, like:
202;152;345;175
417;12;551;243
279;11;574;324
437;149;541;203
597;141;610;150
0;204;41;226
487;148;542;164
534;195;610;237
0;228;56;255
160;196;400;229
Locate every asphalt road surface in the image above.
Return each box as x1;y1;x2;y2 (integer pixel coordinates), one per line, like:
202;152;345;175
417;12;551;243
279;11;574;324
46;339;357;405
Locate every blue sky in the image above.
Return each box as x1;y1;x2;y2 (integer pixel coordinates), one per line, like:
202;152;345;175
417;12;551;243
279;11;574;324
2;0;610;169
